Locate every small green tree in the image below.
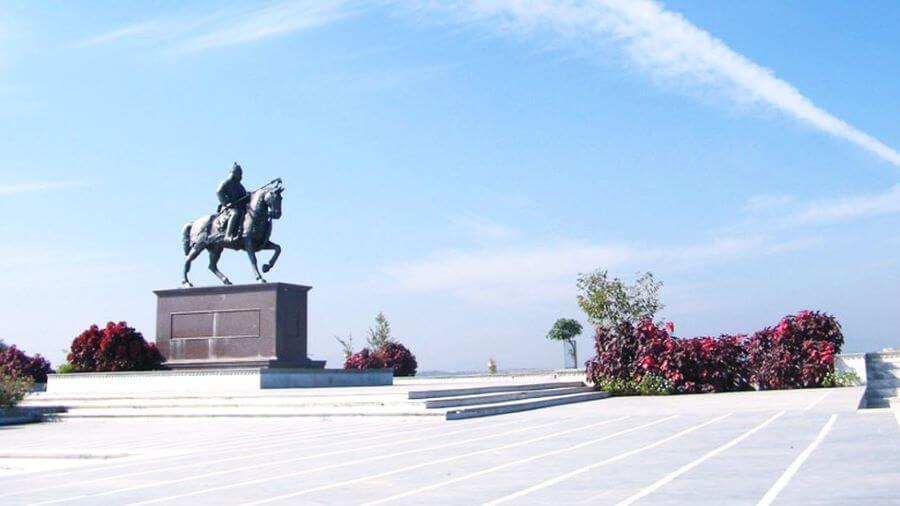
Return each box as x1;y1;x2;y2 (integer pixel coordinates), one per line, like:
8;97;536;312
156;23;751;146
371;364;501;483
576;270;663;330
367;312;394;351
547;318;583;368
334;333;354;360
0;339;7;353
546;319;583;343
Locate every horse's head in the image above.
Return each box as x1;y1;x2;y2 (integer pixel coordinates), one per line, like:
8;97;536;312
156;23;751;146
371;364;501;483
264;183;284;220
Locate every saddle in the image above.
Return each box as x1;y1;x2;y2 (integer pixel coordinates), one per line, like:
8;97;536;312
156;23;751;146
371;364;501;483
212;212;229;234
210;206;245;240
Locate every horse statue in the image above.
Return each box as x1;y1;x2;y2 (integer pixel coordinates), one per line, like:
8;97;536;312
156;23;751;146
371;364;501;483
181;179;284;287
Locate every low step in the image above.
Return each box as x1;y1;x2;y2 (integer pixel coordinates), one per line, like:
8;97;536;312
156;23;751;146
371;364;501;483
409;381;584;400
866;397;892;409
446;391;610;421
867;369;900;381
865;387;900;399
426;386;595;409
866;361;900;373
50;406;442;418
24;398;413;409
865;378;900;389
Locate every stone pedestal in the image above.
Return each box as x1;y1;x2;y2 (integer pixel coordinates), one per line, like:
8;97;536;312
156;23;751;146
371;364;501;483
154;283;325;369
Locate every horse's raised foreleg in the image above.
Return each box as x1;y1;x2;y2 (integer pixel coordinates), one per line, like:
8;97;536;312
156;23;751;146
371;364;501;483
245;239;266;283
182;245;204;287
261;241;281;274
208;247;232;285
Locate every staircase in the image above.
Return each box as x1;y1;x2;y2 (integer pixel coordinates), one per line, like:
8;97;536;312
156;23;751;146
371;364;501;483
864;352;900;408
408;381;609;420
21;387;434;418
21;375;609;421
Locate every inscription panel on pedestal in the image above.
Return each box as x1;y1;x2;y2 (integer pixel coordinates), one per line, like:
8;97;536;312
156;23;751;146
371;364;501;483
171;312;214;339
171;309;261;340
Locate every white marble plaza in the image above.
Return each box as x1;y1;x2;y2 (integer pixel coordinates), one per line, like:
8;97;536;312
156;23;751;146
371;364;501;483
2;386;898;505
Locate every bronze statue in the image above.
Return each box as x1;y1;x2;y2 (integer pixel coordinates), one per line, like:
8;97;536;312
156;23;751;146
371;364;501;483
181;164;284;287
217;163;249;243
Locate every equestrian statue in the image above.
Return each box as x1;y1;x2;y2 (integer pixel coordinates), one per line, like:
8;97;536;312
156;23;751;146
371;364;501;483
181;163;284;287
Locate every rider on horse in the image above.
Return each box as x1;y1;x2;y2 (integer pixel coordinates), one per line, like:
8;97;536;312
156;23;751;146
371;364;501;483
183;168;284;287
217;162;249;243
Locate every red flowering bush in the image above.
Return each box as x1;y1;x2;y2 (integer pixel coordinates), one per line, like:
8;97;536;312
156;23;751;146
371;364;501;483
0;345;54;383
746;311;842;389
379;342;418;377
587;310;843;394
343;343;418;377
68;322;165;372
344;348;385;370
585;322;643;383
588;321;750;394
342;313;418;376
659;335;750;394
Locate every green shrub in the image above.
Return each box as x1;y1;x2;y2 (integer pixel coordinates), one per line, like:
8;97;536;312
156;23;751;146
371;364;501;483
821;370;859;388
594;373;674;396
0;374;32;408
55;363;75;374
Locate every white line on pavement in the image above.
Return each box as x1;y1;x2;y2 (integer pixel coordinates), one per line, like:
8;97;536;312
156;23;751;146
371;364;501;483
0;422;339;485
483;412;733;506
361;416;670;506
3;421;404;499
24;418;502;505
756;414;837;506
617;410;786;506
4;422;300;468
242;416;644;506
76;418;560;506
803;391;832;411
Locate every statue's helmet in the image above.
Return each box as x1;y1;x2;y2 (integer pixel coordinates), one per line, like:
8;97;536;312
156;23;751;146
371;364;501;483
230;162;243;179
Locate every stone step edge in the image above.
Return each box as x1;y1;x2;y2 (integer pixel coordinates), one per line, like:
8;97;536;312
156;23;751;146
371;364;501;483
52;411;445;419
23;401;423;409
866;362;900;371
426;386;595;409
865;379;900;388
866;371;900;380
409;381;585;400
446;391;610;420
865;387;900;398
25;392;412;402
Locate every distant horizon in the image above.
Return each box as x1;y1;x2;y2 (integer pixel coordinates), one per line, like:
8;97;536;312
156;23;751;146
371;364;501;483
2;0;900;371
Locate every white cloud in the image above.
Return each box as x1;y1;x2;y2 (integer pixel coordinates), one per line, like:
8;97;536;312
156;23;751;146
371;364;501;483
384;235;807;304
72;0;900;165
791;185;900;225
451;214;518;240
74;21;160;48
74;1;353;53
386;242;629;291
0;181;85;196
181;0;353;52
423;0;900;167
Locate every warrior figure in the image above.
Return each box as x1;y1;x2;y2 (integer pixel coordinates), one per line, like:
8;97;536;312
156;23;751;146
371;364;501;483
217;162;249;243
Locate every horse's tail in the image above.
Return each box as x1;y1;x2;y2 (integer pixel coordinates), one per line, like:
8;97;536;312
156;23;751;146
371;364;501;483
182;222;193;256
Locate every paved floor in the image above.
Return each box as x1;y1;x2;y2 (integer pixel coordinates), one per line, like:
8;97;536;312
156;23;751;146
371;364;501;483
1;387;898;505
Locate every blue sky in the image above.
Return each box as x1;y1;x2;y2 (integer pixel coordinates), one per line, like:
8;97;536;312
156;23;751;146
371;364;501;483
3;0;900;371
